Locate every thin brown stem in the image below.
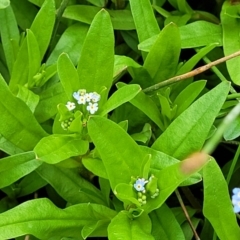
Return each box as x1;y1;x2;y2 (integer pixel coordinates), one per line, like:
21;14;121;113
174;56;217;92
180;187;202;211
175;189;201;240
143;50;240;93
24;235;30;240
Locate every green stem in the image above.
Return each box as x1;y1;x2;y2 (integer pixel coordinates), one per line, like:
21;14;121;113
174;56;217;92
202;102;240;155
226;144;240;184
201;55;237;94
227;93;240;100
48;0;70;55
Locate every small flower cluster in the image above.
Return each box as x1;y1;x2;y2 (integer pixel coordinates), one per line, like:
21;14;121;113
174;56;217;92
134;178;149;205
66;89;101;114
61;117;73;131
232;188;240;213
133;175;159;206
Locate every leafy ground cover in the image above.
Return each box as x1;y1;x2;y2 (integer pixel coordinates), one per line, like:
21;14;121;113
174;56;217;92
0;0;240;239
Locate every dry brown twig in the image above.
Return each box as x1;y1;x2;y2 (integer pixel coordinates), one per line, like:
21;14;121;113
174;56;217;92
143;50;240;93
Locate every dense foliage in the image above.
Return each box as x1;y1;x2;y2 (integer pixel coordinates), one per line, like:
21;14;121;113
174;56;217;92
0;0;240;239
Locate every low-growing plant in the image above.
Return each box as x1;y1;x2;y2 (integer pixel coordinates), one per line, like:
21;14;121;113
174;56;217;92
0;0;240;239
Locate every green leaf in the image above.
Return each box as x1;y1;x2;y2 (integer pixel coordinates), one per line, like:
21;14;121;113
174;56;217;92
11;0;38;29
77;9;114;101
0;75;47;151
117;82;164;130
16;86;39;113
203;159;240;240
99;177;111;207
108;211;154;240
82;157;108;179
113;55;141;80
58;53;80;100
30;0;55;59
0;5;19;73
140;146;202;186
165;14;191;27
150;204;185;240
177;44;219;75
26;29;41;87
170;44;218;100
0;134;23;155
63;5;135;30
138;21;222;51
131;123;152;144
17;171;47;197
47;23;89;65
100;84;141;116
144;23;181;84
129;0;160;43
176;0;193;13
0;0;10;9
86;0;106;7
223;116;240;140
143;152;208;213
173;80;206;117
9;38;29;91
152;82;230;159
221;1;240;85
34;134;89;164
81;219;110;239
180;20;222;48
0;151;42;189
34;82;67;123
36;164;106;205
88;116;145;190
0;198;116;239
120;30;140;54
114;183;140;206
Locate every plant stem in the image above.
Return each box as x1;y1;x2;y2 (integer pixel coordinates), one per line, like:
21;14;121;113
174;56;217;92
227;93;240;100
202;102;240;155
48;0;70;55
226;144;240;184
143;50;240;93
201;55;237;94
175;189;201;240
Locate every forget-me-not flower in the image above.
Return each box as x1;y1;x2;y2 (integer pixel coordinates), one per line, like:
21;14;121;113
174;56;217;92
73;92;80;101
134;178;148;192
91;92;101;102
87;102;98;114
232;188;240;213
66;101;75;111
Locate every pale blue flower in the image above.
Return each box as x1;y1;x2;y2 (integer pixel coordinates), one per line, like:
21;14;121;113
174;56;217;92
85;93;93;102
73;91;80;101
91;92;101;102
134;178;148;192
232;188;240;213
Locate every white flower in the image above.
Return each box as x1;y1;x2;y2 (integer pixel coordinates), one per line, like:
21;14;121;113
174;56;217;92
66;101;75;111
73;92;80;101
78;95;86;105
87;102;98;114
85;93;93;102
91;92;101;102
